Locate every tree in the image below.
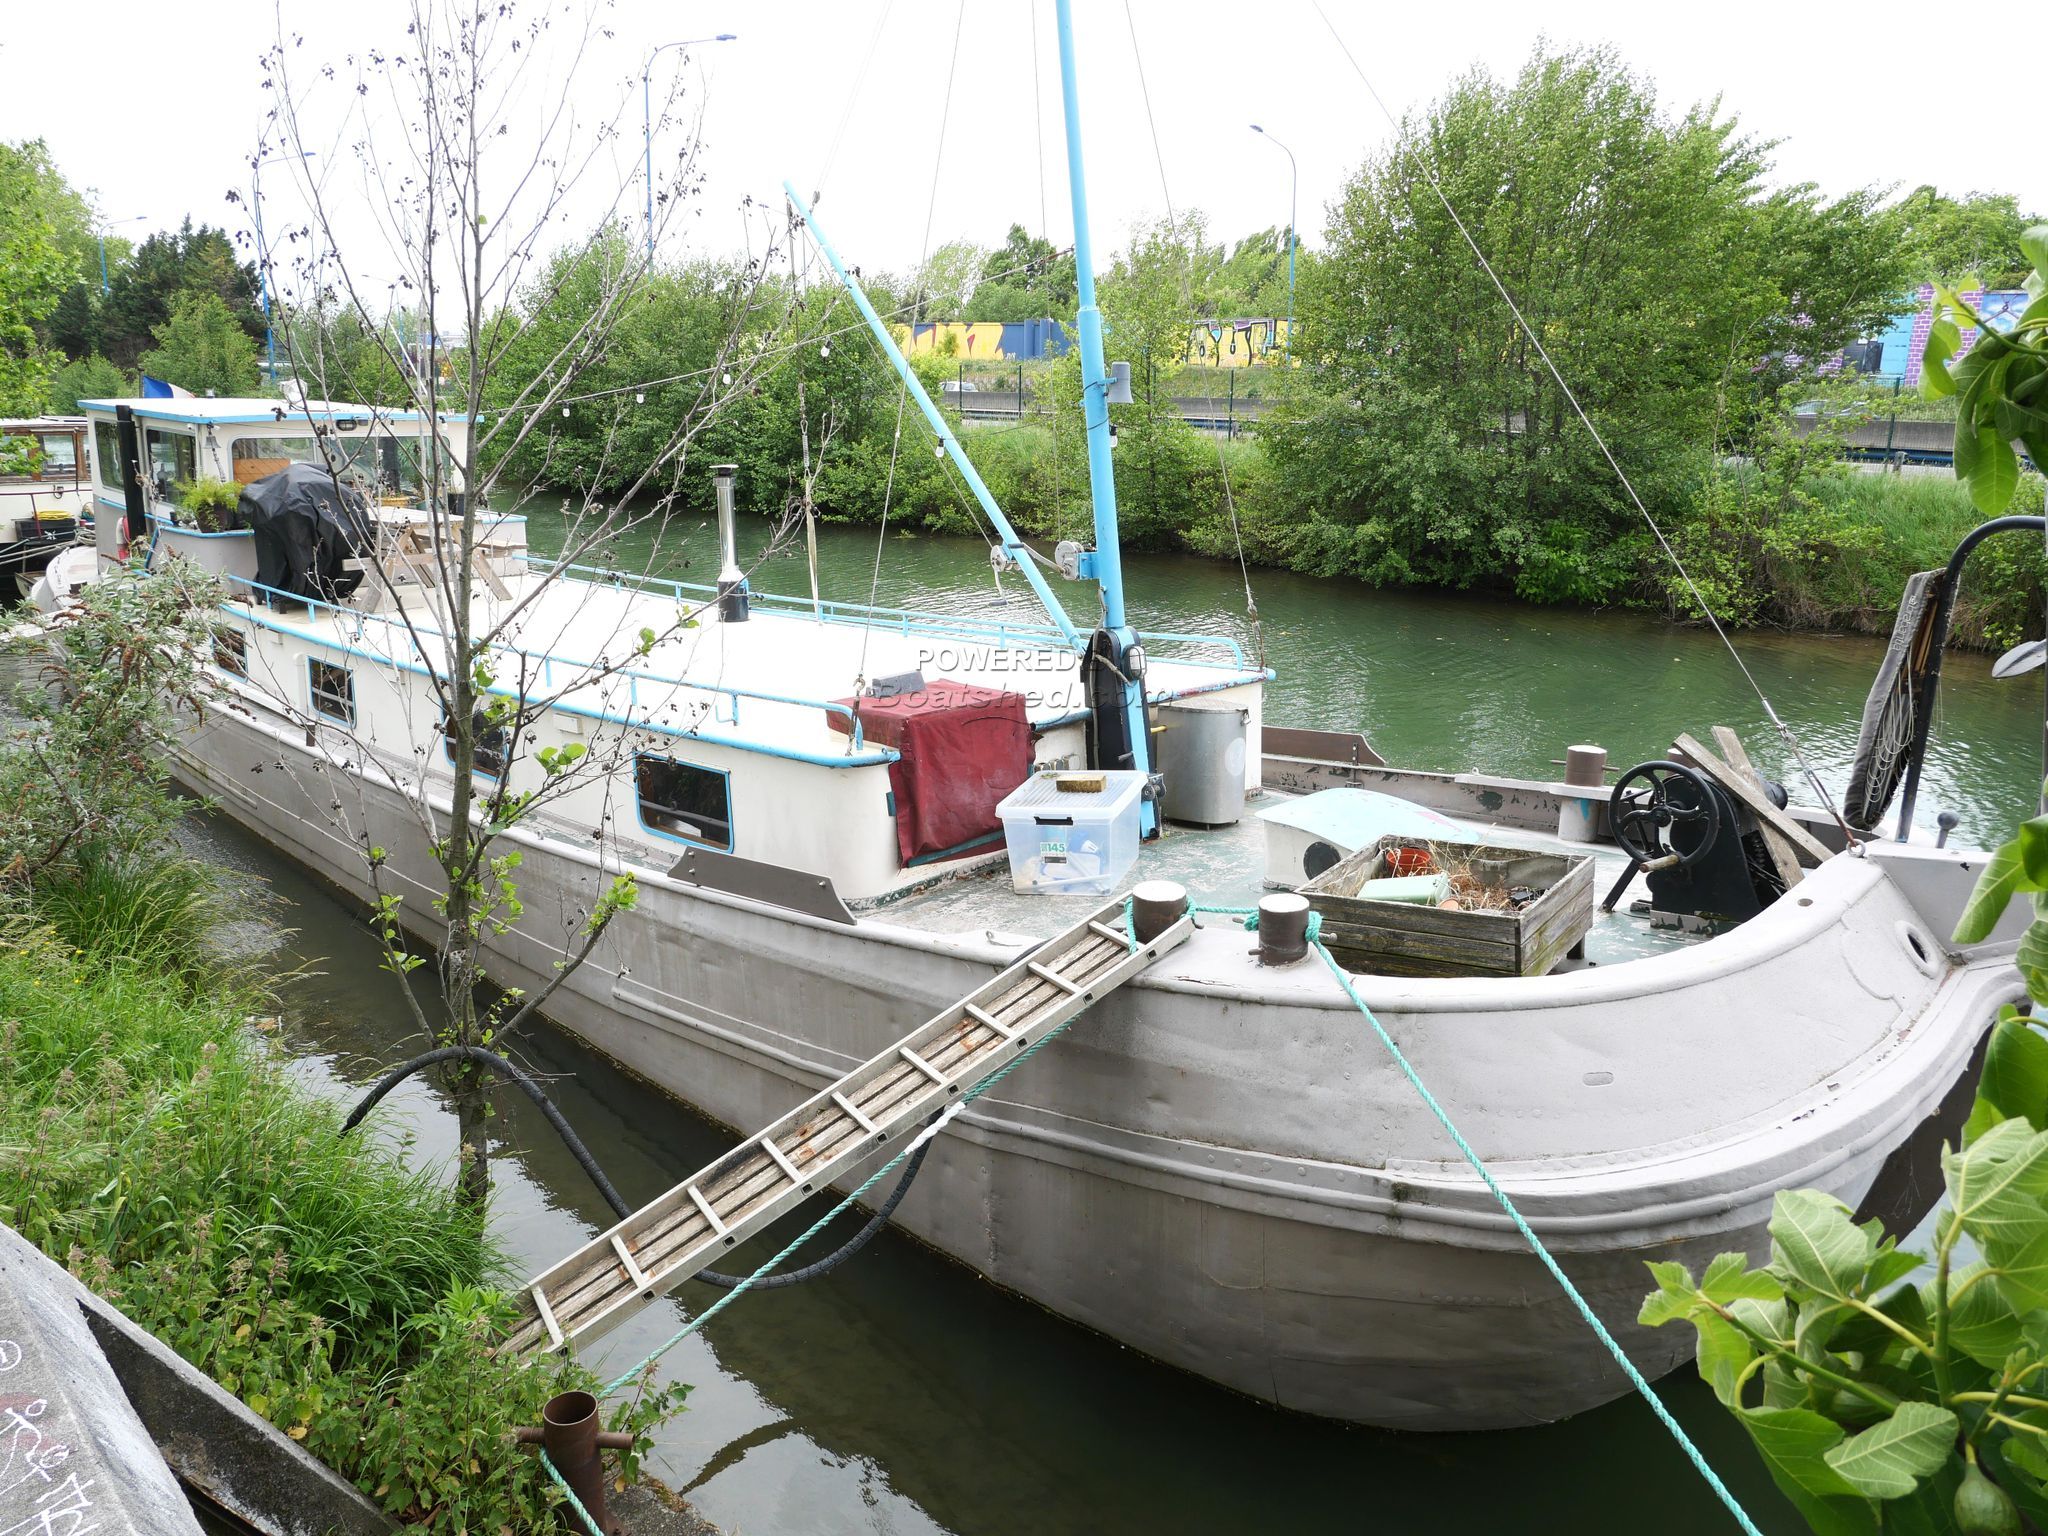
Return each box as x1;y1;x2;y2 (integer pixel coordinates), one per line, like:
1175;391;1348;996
1887;187;2044;290
101;219;264;369
138;292;262;397
1273;43;1906;607
48;355;130;413
0;140;83;413
261;2;780;1210
905;238;986;321
977;222;1075;316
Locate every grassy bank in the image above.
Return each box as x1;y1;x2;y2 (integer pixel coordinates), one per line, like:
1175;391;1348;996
0;899;674;1531
874;425;2043;649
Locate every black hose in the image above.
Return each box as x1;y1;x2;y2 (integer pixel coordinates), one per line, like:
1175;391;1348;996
340;1045;632;1214
338;1044;935;1290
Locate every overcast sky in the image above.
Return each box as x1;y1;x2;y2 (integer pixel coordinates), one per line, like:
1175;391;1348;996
3;0;2038;301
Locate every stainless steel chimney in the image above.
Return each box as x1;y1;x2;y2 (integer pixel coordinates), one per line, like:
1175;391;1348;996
712;464;748;622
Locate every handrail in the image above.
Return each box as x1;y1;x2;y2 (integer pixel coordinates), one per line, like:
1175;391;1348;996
219;573;870;751
518;555;1253;667
1893;514;2048;840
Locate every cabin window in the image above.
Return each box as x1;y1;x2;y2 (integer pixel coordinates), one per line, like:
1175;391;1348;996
143;429;195;494
36;434;78;479
444;715;508;779
213;630;247;678
308;658;355;724
635;755;732;851
232;434;416;499
94;422;124;494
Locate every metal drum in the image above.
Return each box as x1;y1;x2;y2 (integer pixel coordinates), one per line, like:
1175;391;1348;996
1157;701;1249;826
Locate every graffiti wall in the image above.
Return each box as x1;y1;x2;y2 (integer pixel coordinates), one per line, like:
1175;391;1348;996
894;316;1295;366
1186;318;1293;368
894;319;1070;360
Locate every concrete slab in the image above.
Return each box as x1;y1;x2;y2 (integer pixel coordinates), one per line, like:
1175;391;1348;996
0;1226;203;1535
0;1223;394;1536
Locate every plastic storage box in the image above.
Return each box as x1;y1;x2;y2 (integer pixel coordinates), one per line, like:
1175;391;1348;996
995;770;1147;895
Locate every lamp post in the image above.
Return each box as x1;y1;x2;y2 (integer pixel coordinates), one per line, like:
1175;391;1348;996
643;33;737;264
1249;123;1296;359
251;151;316;385
96;216;149;297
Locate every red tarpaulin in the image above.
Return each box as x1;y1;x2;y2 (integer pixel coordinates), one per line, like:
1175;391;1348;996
830;682;1034;865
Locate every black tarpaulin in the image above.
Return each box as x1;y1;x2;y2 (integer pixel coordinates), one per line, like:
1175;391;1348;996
237;461;373;603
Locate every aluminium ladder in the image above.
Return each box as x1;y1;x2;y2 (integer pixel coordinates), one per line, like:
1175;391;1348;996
505;893;1193;1358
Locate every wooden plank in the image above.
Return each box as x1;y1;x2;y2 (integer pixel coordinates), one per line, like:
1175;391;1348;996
1674;733;1833;867
1710;725;1805;891
1264;724;1386;768
1308;918;1519;971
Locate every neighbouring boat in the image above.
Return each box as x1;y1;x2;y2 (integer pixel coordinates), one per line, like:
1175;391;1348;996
0;417;90;599
33;4;2031;1429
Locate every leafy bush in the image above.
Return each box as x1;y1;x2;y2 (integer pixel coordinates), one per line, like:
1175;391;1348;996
0;925;682;1530
1641;800;2048;1534
0;561;223;890
48;353;129;413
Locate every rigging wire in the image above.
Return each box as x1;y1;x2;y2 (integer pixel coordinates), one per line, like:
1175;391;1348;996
1120;0;1264;663
1309;0;1854;841
857;0;968;688
811;0;898;203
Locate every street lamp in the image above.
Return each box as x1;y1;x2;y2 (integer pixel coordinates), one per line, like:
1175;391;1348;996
643;33;737;264
1249;124;1297;359
97;216;149;297
251;151;316;386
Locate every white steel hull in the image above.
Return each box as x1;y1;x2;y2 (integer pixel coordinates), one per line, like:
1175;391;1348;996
176;700;2020;1431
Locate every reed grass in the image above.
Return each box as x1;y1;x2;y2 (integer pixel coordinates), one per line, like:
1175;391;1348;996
1796;470;2046;646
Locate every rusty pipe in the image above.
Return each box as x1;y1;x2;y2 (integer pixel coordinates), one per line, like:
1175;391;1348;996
516;1390;627;1534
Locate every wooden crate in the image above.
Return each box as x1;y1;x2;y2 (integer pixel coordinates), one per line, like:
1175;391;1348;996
1300;835;1595;978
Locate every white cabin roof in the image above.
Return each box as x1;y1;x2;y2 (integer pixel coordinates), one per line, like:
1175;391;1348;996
78;397;456;427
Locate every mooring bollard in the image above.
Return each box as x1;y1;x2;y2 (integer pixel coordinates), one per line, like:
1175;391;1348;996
514;1389;634;1534
1130;880;1189;944
1256;893;1311;964
1563;744;1608;788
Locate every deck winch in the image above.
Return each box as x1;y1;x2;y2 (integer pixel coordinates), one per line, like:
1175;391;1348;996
1606;757;1791;927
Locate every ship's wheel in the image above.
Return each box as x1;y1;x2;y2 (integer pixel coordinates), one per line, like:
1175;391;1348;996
1609;760;1722;870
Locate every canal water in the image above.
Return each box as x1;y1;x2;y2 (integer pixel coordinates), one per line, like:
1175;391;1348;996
190;513;2039;1535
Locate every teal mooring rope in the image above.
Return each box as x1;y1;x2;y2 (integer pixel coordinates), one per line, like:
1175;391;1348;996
538;1448;607;1536
1303;933;1763;1536
548;901;1760;1536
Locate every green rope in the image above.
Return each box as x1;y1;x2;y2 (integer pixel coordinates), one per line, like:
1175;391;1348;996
1306;937;1762;1535
538;1448;607;1536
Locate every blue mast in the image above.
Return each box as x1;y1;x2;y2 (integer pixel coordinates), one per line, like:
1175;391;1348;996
1054;0;1155;830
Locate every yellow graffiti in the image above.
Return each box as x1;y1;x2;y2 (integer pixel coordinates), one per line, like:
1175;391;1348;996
1185;318;1292;368
893;322;1011;358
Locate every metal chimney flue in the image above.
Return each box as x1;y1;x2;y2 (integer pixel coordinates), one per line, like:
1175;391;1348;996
712;463;749;622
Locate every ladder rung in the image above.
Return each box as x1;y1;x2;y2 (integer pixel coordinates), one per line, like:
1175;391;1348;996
761;1134;807;1186
1087;919;1134;949
964;1002;1022;1040
899;1045;947;1086
611;1233;656;1296
685;1182;728;1237
1026;959;1084;994
530;1285;565;1351
833;1090;880;1135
